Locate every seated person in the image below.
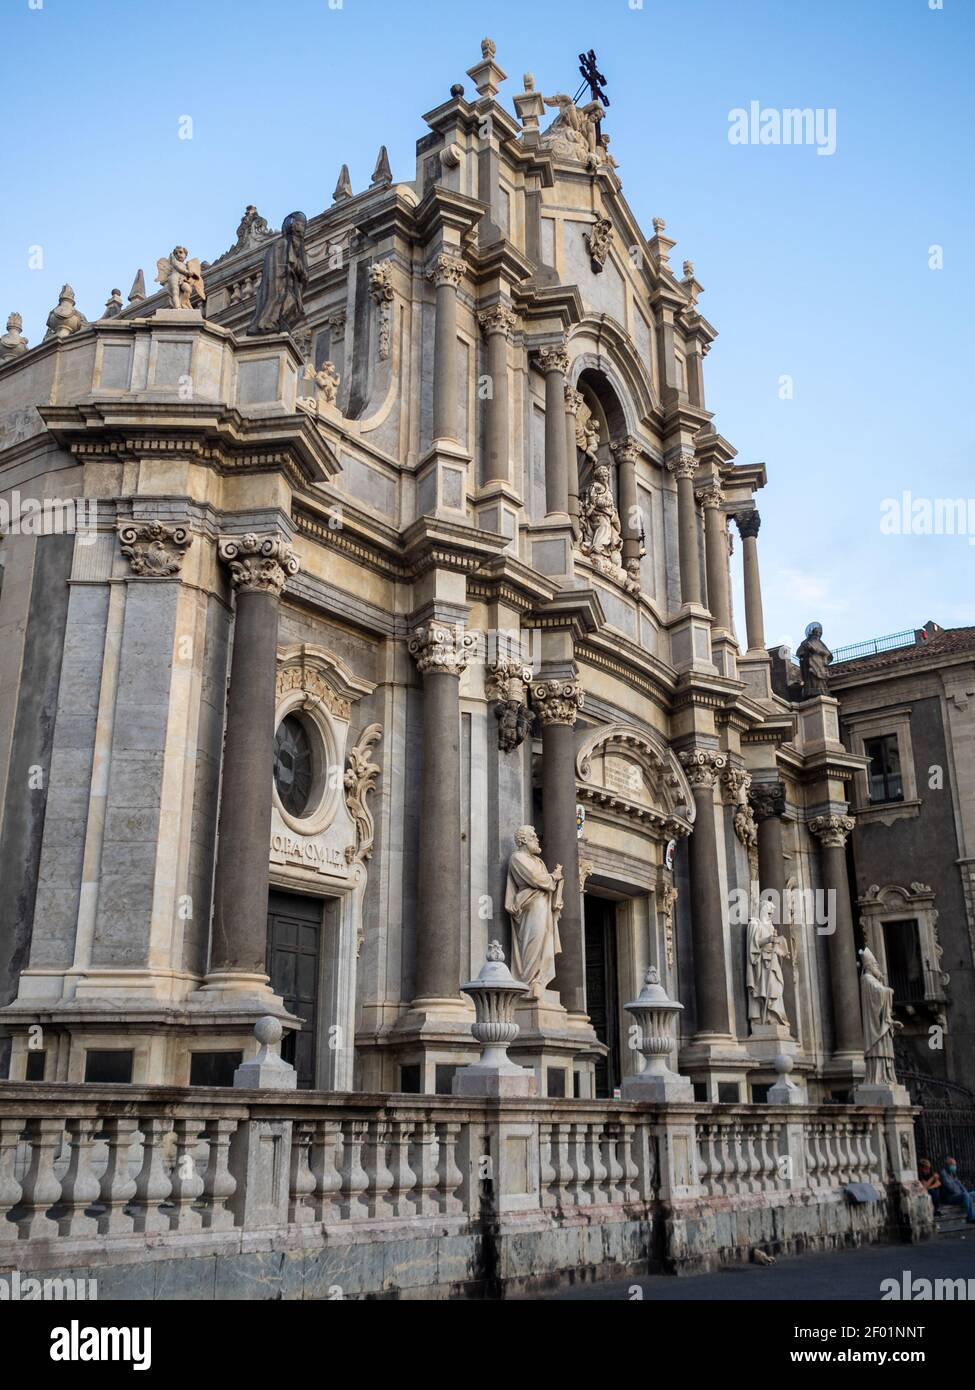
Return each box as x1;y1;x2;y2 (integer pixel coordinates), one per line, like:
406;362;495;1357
938;1156;975;1223
918;1158;941;1210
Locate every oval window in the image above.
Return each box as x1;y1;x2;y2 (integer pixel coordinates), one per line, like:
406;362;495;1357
273;714;315;817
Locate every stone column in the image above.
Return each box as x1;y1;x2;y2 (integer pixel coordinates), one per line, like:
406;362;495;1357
537;344;570;517
479;304;516;484
697;483;732;631
679;749;731;1038
667;452;702;607
734;509;766;652
427;252;466;444
809;814;864;1058
749;781;797;1032
563;385;584;527
532;676;585;1015
611;436;643;589
210;534;299;982
409;624;475;1003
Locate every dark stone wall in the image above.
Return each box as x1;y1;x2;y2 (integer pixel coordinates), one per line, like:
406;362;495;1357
846;694;975;1090
0;534;73;1075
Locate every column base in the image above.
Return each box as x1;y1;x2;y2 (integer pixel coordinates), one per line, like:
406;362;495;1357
386;997;479;1094
621;1065;694;1103
668;606;718;674
679;1035;750;1100
852;1082;912;1108
509;995;604;1098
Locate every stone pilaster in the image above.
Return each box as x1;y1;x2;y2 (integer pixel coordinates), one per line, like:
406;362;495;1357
563;385;584;527
666;452;701;607
531;675;585;1015
408;622;476;1004
427;252;466;444
809;813;864;1067
478;304;516;485
611;436;643;589
679;749;733;1040
536;344;570;518
733;509;766;653
207;534;299;990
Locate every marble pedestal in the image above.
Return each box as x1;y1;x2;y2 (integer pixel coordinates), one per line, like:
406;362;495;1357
508;991;603;1099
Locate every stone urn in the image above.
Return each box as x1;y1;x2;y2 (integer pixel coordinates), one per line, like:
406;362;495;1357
621;966;693;1102
453;942;537;1097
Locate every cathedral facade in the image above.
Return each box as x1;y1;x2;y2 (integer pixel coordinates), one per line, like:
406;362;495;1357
0;41;878;1108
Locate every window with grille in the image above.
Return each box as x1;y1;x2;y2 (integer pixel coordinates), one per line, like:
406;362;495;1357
864;733;903;803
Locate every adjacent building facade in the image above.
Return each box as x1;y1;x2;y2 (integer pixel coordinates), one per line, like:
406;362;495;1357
0;41;923;1110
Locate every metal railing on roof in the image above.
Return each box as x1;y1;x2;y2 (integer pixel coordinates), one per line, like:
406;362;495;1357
832;629;917;664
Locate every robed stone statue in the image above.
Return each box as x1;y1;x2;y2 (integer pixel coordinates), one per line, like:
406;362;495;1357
248;211;308;336
505;825;563;999
859;947;901;1086
746;896;790;1029
796;622;832;699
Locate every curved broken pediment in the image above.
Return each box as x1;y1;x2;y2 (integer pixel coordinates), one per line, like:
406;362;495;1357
575;722;695;840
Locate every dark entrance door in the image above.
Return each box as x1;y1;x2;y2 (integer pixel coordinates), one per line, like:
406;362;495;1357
266;890;323;1089
584;896;621;1098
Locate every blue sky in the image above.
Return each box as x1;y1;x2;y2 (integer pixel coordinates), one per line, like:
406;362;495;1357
2;0;972;653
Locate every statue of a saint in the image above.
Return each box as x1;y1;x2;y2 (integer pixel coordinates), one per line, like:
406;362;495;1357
579;464;624;575
505;825;563;998
859;946;901;1086
746;897;790;1029
155;248;206;310
541;93;604;159
248;211;308;336
796;622;832;699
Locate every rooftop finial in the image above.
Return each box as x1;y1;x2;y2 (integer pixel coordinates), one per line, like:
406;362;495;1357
333;164;353;202
127;269;146;304
370;145;392;188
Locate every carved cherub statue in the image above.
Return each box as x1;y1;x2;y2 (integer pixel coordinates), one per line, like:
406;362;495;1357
155;247;206;310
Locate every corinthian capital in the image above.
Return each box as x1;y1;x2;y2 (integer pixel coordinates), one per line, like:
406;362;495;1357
218;533;299;596
666;452;698;481
748;780;786;822
530;677;584;726
809;813;855;848
478;303;517;339
695;482;724;509
535;342;570;377
679;747;728;789
427;252;466;290
610;436;641;467
118;520;192;576
563;385;584;415
408;623;476;677
734;509;761;540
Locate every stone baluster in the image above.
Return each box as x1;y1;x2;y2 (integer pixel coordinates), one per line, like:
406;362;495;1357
537;343;571;517
809;813;863;1060
667;452;702;606
553;1122;574;1206
17;1119;63;1238
479;304;516;485
696;1125;715;1195
313;1120;343;1222
409;624;475;1006
679;749;732;1039
532;676;585;1014
289;1121;317;1225
339;1119;370;1220
733;509;766;652
0;1116;24;1232
130;1116;174;1234
619;1121;640;1202
566;1123;591;1206
538;1122;558;1208
436;1120;465;1215
411;1120;441;1217
58;1117;101;1238
210;534;299;985
697;482;732;631
428;252;466;443
602;1124;625;1203
168;1118;205;1233
388;1118;418;1218
587;1124;610;1204
95;1116;138;1236
364;1119;396;1220
200;1117;238;1231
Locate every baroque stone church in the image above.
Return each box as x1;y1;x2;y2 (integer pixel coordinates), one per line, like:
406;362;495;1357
0;40;887;1108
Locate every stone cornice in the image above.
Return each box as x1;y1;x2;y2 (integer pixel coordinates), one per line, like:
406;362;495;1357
529;588;605;639
465;552;559;614
413;184;486;244
400;516;509;579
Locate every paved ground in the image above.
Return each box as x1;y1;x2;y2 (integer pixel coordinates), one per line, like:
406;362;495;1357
539;1232;975;1300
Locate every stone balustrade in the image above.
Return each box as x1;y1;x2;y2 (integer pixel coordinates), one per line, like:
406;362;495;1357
0;1084;931;1298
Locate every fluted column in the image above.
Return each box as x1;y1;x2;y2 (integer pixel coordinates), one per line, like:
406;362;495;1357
532;676;585;1014
611;436;643;588
734;509;766;651
697;483;732;631
679;749;731;1037
749;780;797;1032
667;452;702;606
210;534;299;980
427;252;465;443
479;304;516;484
409;623;475;1002
563;385;584;527
809;814;864;1058
537;344;570;517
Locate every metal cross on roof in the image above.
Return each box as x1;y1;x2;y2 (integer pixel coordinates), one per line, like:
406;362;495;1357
574;49;609;142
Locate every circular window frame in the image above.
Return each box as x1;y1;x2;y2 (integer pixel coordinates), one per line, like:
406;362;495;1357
272;688;340;835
